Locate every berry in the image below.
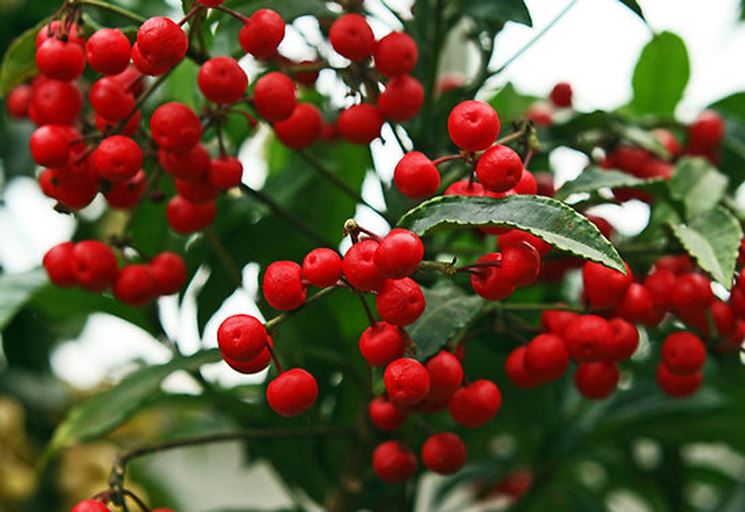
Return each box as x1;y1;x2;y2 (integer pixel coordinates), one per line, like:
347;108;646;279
607;318;639;361
266;368;318;417
655;255;694;275
513;169;538;195
224;337;274;375
384;358;430;406
368;397;406;431
263;261;307;311
359;322;406;367
444;180;484;196
564;314;614;362
374;229;424;279
574;362;619;399
476;145;523;193
217;314;267;361
393;152;440;198
644;268;676;310
653;128;681;157
71;240;118;292
43;242;77;287
273;103;323;149
159;145;210;180
376;278;426;326
149;252;187;295
113;264;156;306
501;241;540;287
656;363;702;398
541;309;578;337
614;283;655;325
688;110;724;149
372;441;417;483
448;380;502;428
343;238;385;292
36;21;85;49
374;32;418;77
136;17;188;70
505;346;539;389
378;75;424;121
469;253;516;301
710;300;736;339
338;104;384;145
95;110;141;136
198;57;248;104
253;72;296;122
150;102;203;152
421;433;466;475
498;230;552;256
86;28;131;75
7;85;32;118
581;261;632;310
425;351;463;401
173;177;217;206
90;77;136;122
30;125;74;168
105;170;146;209
40;167;99;210
207;157;243;190
329;14;375;61
302;248;342;288
549;82;572;108
131;42;170;76
93;136;143;182
71;499;111;512
447;100;500;152
36;38;85;81
32;79;82;125
730;287;745;320
661;332;706;375
527;102;553;126
239;9;285;59
524;333;569;383
671;273;714;312
166;196;216;234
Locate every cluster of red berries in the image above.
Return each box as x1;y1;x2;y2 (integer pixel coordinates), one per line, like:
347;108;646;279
71;498;173;512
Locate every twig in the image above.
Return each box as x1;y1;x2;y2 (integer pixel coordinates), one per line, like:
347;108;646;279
205;228;243;289
264;286;341;332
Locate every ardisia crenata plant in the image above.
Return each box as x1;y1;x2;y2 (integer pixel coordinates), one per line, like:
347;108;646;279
3;0;745;511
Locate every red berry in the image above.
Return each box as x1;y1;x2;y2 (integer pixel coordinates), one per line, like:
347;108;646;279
302;248;342;288
549;82;572;108
36;21;85;49
470;253;515;301
136;17;188;70
198;57;248;104
239;9;285;59
32;79;81;125
175;176;219;208
730;287;745;320
150;102;203;152
374;32;418;77
368;396;406;431
505;346;539;389
376;278;426;326
524;333;569;383
661;331;706;375
166;196;216;234
263;261;307;311
541;309;578;337
217;314;267;361
86;28;131;75
710;300;736;339
607;318;639;361
476;145;523;193
384;357;430;406
655;255;694;275
273;103;322;149
90;77;136;122
653;128;681;157
378;75;424;121
535;172;555;197
447;100;500;152
30;125;74;168
149;252;187;295
7;85;32;118
343;238;385;292
444;180;484;197
158;145;210;180
656;363;702;398
338;104;384;145
671;273;714;312
372;440;417;483
527;102;553;126
574;362;619;399
113;264;156;306
644;268;676;310
393;152;440;198
95;110;141;136
93;136;142;182
105;169;146;209
266;368;318;417
43;242;77;287
39;167;99;210
71;499;111;512
501;241;540;287
36;38;85;81
71;240;118;292
253;72;296;122
498;230;552;256
207;157;243;190
329;14;375;61
224;337;274;375
564;314;614;362
131;42;170;76
614;283;655;325
513;169;538;195
421;432;466;475
688;110;724;149
425;351;463;402
448;380;501;428
581;261;632;309
359;321;406;367
374;229;424;279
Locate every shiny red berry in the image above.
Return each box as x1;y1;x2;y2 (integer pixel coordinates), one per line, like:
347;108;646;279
614;283;655;325
524;333;569;383
90;77;136;122
224;337;274;375
501;241;540;287
505;346;539;389
267;368;318;417
549;82;572;108
113;264;156;306
368;396;406;431
32;79;82;125
343;238;385;292
198;57;248;104
149;252;187;295
574;362;619;399
302;248;342;288
449;380;502;428
207;157;243;190
374;32;418;77
338;104;384;145
476;145;523;193
671;273;714;312
273;103;322;149
36;38;86;81
372;440;417;483
376;278;426;326
218;314;267;361
564;314;614;362
263;261;307;311
656;363;702;398
150;102;203;152
104;170;146;209
93;135;143;182
541;309;578;337
71;499;111;512
239;9;285;59
470;253;515;301
71;240;119;292
374;229;424;279
448;100;500;152
43;242;77;287
252;71;296;122
6;85;32;118
358;321;407;367
421;432;466;475
136;17;188;70
581;261;632;310
444;179;484;197
498;230;552;256
607;318;639;361
30;125;74;168
425;351;463;401
329;14;375;61
661;331;706;375
384;357;431;406
688;110;724;149
393;152;440;198
158;145;210;180
86;28;131;75
378;75;424;121
166;196;216;234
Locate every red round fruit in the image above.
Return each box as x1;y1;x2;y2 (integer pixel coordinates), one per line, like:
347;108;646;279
644;268;676;311
372;440;417;483
32;79;82;125
343;238;385;292
476;145;523;193
614;283;655;325
378;75;424;121
166;196;216;234
149;252;187;296
71;240;118;292
661;331;706;375
93;135;142;182
527;102;553;126
253;72;296;122
656;363;702;398
43;242;77;287
217;314;267;362
376;278;426;326
266;368;318;417
30;125;73;168
581;261;632;310
198;56;248;104
608;318;639;361
505;346;539;389
501;241;540;287
173;175;217;204
541;309;578;337
384;357;431;406
263;261;307;311
7;85;32;118
90;77;136;122
207;157;243;190
71;499;110;512
549;82;572;108
393;152;440;198
104;169;146;209
498;230;552;256
524;333;569;383
368;396;406;431
36;21;85;49
447;100;500;152
469;253;516;301
158;145;210;180
448;380;502;428
239;9;285;59
302;248;342;288
150;102;203;152
136;17;188;69
564;314;614;362
273;103;323;149
425;351;463;401
688;110;724;149
731;287;745;320
338;104;384;145
359;321;407;367
131;42;170;76
86;28;131;75
513;169;538;195
374;229;424;279
421;432;466;475
710;300;736;339
653;128;681;157
655;255;694;275
95;110;141;136
224;337;274;375
329;14;375;61
574;362;619;399
113;264;156;306
444;180;484;197
671;273;714;312
39;167;99;210
36;38;85;81
374;32;418;77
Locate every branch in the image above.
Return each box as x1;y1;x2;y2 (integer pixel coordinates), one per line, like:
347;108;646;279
265;285;341;332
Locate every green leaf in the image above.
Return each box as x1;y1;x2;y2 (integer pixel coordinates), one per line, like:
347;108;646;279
615;123;670;159
630;31;690;116
669;207;742;287
397;195;625;272
0;269;48;330
457;0;532;27
487;83;540;127
669;157;729;218
556;166;660;201
617;0;645;19
0;17;50;96
43;349;222;464
408;283;485;361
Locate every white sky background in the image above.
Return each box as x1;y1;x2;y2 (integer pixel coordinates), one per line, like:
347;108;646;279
1;0;745;389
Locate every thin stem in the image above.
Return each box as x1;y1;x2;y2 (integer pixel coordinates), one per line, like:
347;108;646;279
205;228;243;289
265;342;284;373
264;286;341;332
498;302;583;313
389;124;410;153
495;126;528;146
121;490;150;512
432;154;464;166
215;4;249;22
178;5;203;26
346;280;376;327
73;0;145;23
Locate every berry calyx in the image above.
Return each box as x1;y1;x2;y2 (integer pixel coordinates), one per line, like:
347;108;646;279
447;100;500;152
263;261;307;311
421;432;466;475
384;357;431;406
266;368;318;417
217;314;267;361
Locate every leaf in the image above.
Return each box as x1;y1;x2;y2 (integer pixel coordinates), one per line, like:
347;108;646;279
408;283;485;361
0;269;48;330
668;157;728;218
397;195;625;272
615;123;670;159
43;349;222;463
669;207;742;287
487;83;540;127
457;0;533;28
617;0;645;19
0;17;50;96
556;166;660;201
630;31;690;116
